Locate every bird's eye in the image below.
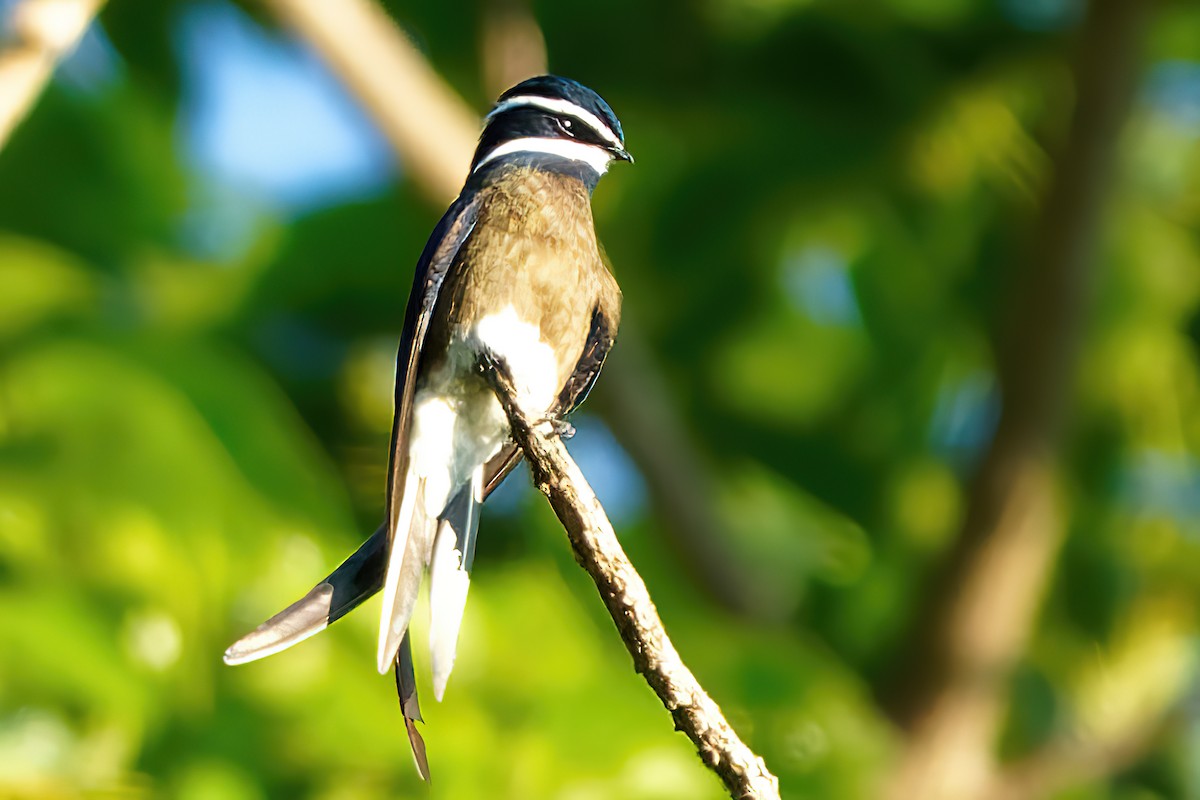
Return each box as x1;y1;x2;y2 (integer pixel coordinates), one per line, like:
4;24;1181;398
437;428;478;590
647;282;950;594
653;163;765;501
558;118;574;135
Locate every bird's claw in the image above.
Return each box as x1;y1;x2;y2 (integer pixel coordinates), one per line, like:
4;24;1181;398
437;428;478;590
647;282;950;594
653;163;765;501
535;417;575;440
476;353;572;439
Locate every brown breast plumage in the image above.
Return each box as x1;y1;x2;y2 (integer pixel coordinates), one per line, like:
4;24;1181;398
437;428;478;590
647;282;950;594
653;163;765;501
437;165;615;390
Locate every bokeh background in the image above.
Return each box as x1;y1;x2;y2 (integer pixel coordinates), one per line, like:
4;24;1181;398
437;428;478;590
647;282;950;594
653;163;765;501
1;0;1199;798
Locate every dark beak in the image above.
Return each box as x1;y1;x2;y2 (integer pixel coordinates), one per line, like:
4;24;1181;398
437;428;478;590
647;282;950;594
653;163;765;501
611;146;634;164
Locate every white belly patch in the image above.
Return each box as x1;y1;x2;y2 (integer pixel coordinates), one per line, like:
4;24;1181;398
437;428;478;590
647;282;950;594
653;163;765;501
469;305;560;414
406;305;561;517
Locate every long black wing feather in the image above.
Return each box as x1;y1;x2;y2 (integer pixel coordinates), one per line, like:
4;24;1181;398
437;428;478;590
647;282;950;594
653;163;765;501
385;196;481;540
557;304;618;416
224;197;481;666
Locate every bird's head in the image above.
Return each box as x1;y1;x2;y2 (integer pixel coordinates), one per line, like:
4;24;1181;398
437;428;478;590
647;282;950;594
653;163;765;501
471;75;632;179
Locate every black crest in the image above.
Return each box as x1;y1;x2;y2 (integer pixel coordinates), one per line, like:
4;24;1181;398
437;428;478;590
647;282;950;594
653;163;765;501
497;75;625;145
470;75;628;175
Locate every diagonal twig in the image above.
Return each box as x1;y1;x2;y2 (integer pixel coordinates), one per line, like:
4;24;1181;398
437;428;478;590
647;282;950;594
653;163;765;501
477;356;780;800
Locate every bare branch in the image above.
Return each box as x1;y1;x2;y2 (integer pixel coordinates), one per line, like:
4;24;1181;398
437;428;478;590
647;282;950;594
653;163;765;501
0;0;105;150
883;1;1154;797
478;358;781;800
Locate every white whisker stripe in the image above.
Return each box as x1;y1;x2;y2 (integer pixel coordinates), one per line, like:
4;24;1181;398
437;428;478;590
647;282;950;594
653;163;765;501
487;95;623;149
473;137;611;175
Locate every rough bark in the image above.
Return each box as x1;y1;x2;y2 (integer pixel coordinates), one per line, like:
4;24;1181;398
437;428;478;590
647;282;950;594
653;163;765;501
481;360;781;800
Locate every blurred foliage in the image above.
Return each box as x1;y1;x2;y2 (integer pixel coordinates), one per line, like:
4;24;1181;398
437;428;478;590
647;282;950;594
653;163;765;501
1;0;1200;798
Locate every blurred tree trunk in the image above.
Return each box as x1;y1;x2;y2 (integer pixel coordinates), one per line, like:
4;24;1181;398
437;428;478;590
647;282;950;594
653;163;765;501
884;1;1153;797
0;0;105;149
479;0;545;100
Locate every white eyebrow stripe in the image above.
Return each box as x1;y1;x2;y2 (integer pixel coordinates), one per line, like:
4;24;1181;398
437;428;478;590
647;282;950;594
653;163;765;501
473;137;611;175
487;95;623;149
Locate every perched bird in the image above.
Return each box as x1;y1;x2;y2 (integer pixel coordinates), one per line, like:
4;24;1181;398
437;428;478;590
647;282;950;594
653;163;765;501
224;76;631;778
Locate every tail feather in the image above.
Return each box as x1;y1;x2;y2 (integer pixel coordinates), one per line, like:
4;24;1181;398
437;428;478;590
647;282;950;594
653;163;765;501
395;631;430;782
378;476;436;673
223;525;388;665
223;448;518;668
428;466;483;701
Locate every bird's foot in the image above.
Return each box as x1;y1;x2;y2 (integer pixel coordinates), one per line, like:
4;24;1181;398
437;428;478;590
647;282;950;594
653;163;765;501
476;352;572;439
534;417;576;440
